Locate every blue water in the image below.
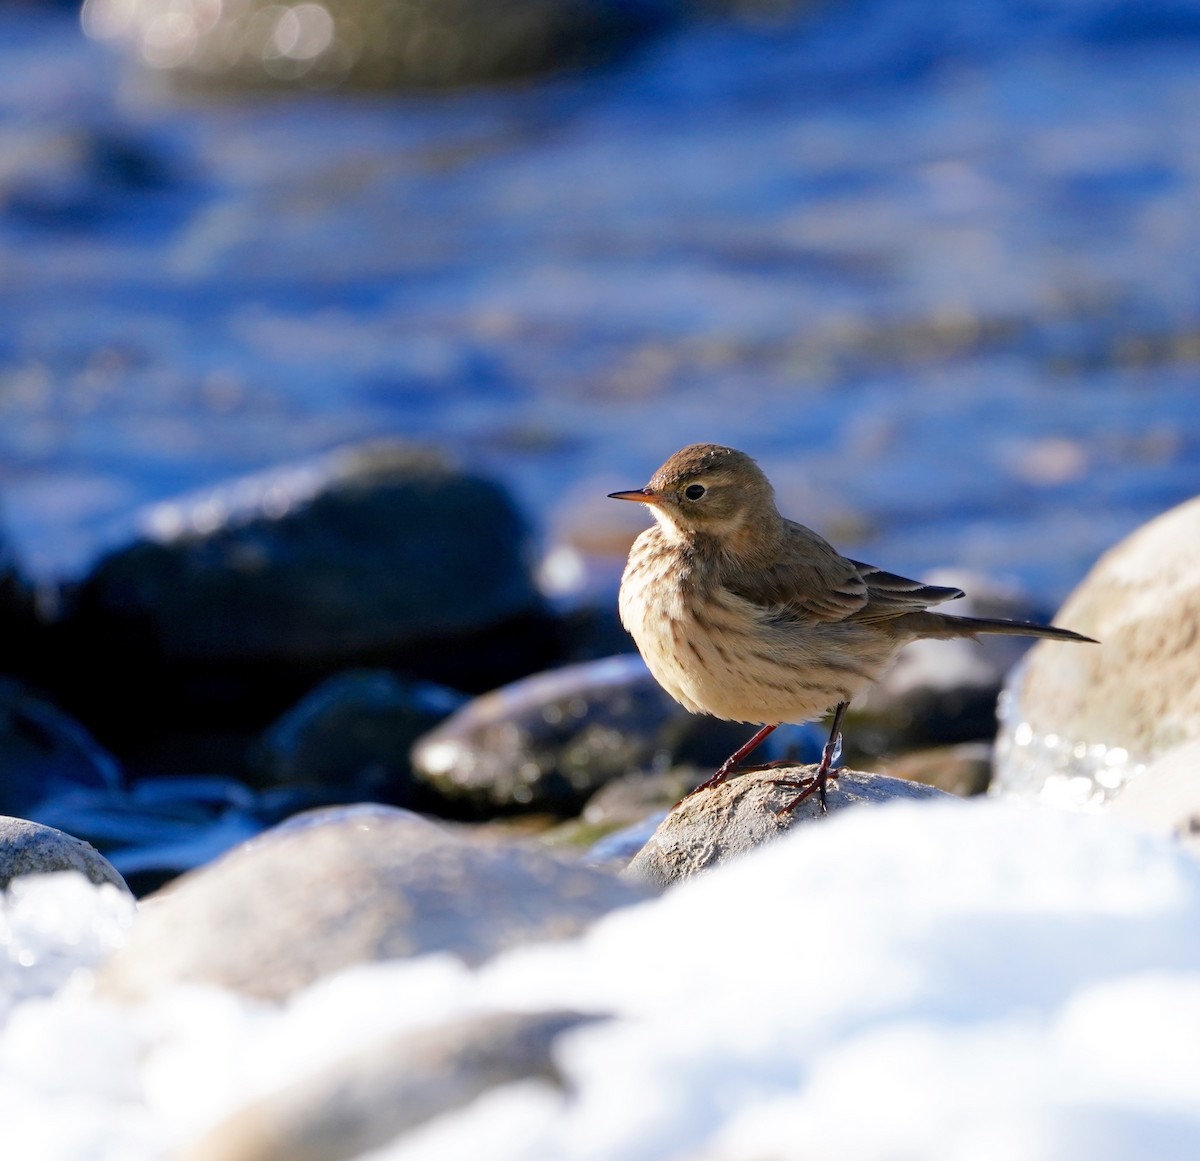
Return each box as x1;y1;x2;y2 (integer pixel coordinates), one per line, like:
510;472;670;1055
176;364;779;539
2;2;1198;606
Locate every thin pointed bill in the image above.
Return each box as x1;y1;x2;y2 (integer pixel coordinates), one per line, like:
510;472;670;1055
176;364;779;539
608;489;662;505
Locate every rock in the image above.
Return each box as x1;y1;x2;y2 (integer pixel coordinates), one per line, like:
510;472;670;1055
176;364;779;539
59;442;560;747
98;804;650;1001
0;678;123;818
250;670;466;806
624;766;949;888
0;816;130;893
29;775;285;897
409;654;756;817
85;0;676;91
993;495;1200;807
881;742;993;797
176;1009;595;1161
844;571;1055;763
1110;739;1200;856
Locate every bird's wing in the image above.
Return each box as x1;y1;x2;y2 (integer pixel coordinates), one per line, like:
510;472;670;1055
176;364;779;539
847;560;964;622
722;522;965;627
723;522;870;624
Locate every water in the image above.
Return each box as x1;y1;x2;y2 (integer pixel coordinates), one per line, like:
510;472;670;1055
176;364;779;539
1;3;1198;607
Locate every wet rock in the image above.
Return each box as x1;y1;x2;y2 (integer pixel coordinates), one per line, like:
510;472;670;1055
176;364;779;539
86;0;676;91
881;742;993;797
250;670;466;806
845;571;1055;763
993;495;1200;807
60;442;559;748
29;775;285;897
409;654;754;817
624;766;948;888
0;816;130;893
0;679;122;818
177;1009;595;1161
1110;739;1200;856
99;803;650;1001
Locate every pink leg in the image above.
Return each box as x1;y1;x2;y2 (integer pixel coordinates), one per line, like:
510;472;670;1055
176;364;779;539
685;723;779;798
775;701;848;815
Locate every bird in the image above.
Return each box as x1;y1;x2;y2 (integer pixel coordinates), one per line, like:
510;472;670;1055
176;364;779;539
609;443;1096;812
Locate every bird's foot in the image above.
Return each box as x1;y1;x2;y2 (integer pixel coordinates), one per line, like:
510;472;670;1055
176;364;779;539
771;765;841;815
683;764;735;799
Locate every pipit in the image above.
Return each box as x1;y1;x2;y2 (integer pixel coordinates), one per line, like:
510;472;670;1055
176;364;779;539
610;443;1096;812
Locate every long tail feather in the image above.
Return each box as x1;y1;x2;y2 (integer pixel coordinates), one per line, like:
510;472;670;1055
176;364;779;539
904;612;1097;644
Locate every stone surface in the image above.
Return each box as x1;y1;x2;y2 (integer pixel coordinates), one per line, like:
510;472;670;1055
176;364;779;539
624;765;949;887
98;804;650;1001
881;742;993;797
993;494;1200;807
0;678;123;818
410;654;754;817
176;1009;595;1161
58;442;559;745
0;816;130;893
85;0;675;91
250;669;466;806
1110;739;1200;855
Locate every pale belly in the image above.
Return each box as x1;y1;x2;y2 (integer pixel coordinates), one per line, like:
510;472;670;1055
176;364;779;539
618;559;896;725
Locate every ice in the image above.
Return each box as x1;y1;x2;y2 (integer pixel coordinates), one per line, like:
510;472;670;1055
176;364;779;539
3;802;1200;1160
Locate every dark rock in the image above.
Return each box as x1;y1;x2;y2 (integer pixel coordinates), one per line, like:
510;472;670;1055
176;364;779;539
177;1009;596;1161
994;495;1200;807
409;654;756;817
98;803;651;1001
29;775;283;897
881;742;993;797
58;442;560;751
0;678;122;818
85;0;676;91
250;669;466;806
844;570;1060;763
0;816;130;893
624;765;949;887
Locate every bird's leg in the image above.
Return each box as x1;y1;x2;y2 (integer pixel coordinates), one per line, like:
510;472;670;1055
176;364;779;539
774;701;848;815
685;723;779;797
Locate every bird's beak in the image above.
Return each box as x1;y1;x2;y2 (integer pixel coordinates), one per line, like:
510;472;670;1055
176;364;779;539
608;489;662;505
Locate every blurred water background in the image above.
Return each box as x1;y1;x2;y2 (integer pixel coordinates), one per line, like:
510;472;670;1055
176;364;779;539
1;0;1197;609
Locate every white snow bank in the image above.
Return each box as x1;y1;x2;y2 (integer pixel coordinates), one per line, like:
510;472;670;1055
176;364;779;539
4;799;1200;1161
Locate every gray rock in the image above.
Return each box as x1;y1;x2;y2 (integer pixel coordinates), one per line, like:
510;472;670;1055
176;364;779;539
176;1009;596;1161
1110;739;1200;855
62;442;559;738
250;670;466;805
881;742;993;797
0;679;123;818
98;804;650;1001
624;766;949;887
410;654;752;816
993;494;1200;807
0;816;130;894
86;0;675;91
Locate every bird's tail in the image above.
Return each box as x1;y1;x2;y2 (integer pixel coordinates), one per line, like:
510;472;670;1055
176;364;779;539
903;612;1097;644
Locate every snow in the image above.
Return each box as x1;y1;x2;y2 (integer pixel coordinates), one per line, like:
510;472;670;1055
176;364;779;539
4;799;1200;1160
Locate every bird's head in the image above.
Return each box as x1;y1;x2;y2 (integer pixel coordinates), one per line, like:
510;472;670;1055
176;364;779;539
608;443;780;548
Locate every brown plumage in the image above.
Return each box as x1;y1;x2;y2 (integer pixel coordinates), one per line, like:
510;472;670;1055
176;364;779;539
609;443;1096;811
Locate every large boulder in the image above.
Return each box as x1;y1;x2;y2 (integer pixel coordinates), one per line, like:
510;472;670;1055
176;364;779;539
993;495;1200;807
58;442;560;745
98;804;650;1001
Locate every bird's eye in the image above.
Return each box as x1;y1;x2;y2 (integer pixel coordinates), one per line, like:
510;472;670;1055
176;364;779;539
683;484;706;501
